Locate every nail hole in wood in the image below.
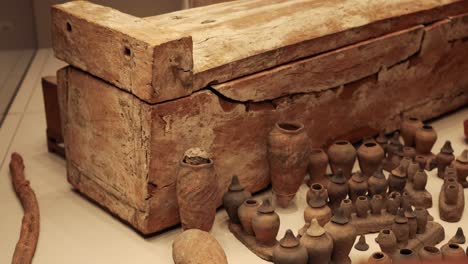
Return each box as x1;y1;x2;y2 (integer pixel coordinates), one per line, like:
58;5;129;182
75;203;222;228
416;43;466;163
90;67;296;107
124;46;131;57
66;22;72;32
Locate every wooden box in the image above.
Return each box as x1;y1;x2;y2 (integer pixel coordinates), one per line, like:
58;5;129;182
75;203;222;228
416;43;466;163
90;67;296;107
53;0;468;234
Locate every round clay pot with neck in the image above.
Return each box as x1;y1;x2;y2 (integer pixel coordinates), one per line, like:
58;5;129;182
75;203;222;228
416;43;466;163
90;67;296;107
268;121;310;207
386;192;401;215
307;148;329;187
300;219;333;264
327;140;356;179
357;141;385;177
370;194;384;215
304;184;332;226
368;166;388;197
340;198;354;220
419;246;442;261
223;175;252;224
441;243;466;261
368;252;392;264
327;169;349;210
324;207;357;264
392;208;410;246
415;125;437;155
435;141;455;178
348;171;368;202
252;199;280;246
375;229;398;256
454;149;468;188
238;199;261;235
401;116;423;147
272;230;308;264
388;164;408;194
355;196;369;218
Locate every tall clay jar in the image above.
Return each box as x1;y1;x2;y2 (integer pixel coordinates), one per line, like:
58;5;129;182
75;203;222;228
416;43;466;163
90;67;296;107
386;192;401;215
415;125;438;155
327;169;349;210
368;167;388;198
176;148;218;231
268;122;310;207
419;246;442;261
348;171;368;202
414;207;428;234
392;208;410;246
304;183;332;226
357;141;385;177
355;196;370;218
272;230;308;264
324;207;357;264
375;229;398;256
388;164;407;194
252;199;280;246
435;141;455;178
238;199;260;235
413;163;428;191
223;175;251;224
368;252;392;264
454;149;468;188
340;199;354;220
327;140;357;179
307;148;329;187
400;116;423;147
300;219;333;264
441;243;466;261
370;195;384;215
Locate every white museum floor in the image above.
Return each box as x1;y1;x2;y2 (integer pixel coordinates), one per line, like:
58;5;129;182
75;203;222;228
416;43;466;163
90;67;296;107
0;49;467;263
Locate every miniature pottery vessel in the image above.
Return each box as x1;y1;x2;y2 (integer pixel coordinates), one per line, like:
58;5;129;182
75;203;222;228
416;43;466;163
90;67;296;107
348;171;368;202
419;246;442;261
300;219;333;264
403;146;416;159
327;140;356;179
252;199;280;246
358;141;385;177
414;207;428;234
268;122;309;207
415;125;437;155
389;150;403;172
450;227;466;244
370;194;384;215
304;183;332;226
435;141;455;178
375;229;398;256
441;243;466;261
238;199;260;235
400;116;423;147
307;148;329;187
340;199;354;219
355;196;370;218
387;132;403;161
327;169;349;210
395;248;417;262
354;235;369;251
376;130;388;153
368;167;388;197
445;164;457;177
405;206;417;239
324;207;357;264
407;159;420;182
176;149;218;231
368;252;392;264
386;192;401;215
413;164;428;191
223;175;252;224
172;229;228;264
306;182;328;205
392;208;409;246
388;164;407;194
454;149;468;188
445;183;459;205
272;230;308;264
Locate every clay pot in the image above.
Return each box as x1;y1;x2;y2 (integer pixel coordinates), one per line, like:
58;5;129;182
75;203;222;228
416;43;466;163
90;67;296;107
348;171;368;202
368;167;388;197
415;125;437;155
386;192;401;215
324;207;357;264
388;150;403;172
252;199;280;246
223;175;252;224
340;199;354;220
454;149;468;188
388;164;407;194
405;206;417;239
403;146;416;159
172;229;228;264
272;230;308;264
238;199;261;235
307;148;329;187
355;196;370;218
435;141;455;178
413;165;428;191
358;141;385;177
392;208;409;246
304;183;332;226
376;130;388;153
176;149;218;231
370;194;384;215
395;248;417;262
268;122;310;207
441;243;466;261
407;159;420;183
386;133;402;163
327;140;356;179
368;252;392;264
306;183;328;206
445;183;459;205
375;229;398;256
401;116;423;147
300;219;333;264
327;169;349;210
414;207;428;234
419;246;442;261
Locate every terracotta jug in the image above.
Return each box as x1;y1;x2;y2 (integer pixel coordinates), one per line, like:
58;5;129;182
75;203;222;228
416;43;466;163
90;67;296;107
441;243;466;261
392;208;409;246
454;149;468;188
414;207;428;234
223;175;252;224
376;130;388;153
252;199;280;246
358;141;385;177
272;230;308;264
355;196;369;218
327;140;356;179
395;248;417;262
238;199;260;235
324;207;357;264
388;164;407;194
435;141;455;178
268;121;310;207
368;252;392;264
307;148;329;187
400;116;423;147
375;229;397;256
176;148;218;231
172;229;228;264
340;199;354;220
300;219;333;264
368;166;388;197
304;183;332;226
386;192;401;215
370;194;384;215
415;125;437;155
348;171;368;202
407;159;419;182
327;169;349;210
419;246;442;261
405;206;417;239
413;162;428;191
403;146;416;159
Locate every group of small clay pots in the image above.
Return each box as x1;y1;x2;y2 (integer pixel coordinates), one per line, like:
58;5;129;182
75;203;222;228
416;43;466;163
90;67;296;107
368;243;467;263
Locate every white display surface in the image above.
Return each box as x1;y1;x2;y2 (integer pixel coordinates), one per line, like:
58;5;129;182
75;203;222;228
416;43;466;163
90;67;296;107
0;49;467;263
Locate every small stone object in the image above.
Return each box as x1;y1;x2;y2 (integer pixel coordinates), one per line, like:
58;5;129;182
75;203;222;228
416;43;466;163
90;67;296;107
450;227;466;244
172;229;228;264
354;235;369;251
272;230;308;264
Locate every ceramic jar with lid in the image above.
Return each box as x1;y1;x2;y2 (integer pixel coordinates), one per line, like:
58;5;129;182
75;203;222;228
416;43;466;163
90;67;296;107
272;230;308;264
223;175;252;224
252;199;280;246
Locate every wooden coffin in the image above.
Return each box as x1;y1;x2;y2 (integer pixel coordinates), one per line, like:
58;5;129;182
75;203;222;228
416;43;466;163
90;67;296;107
53;0;468;234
